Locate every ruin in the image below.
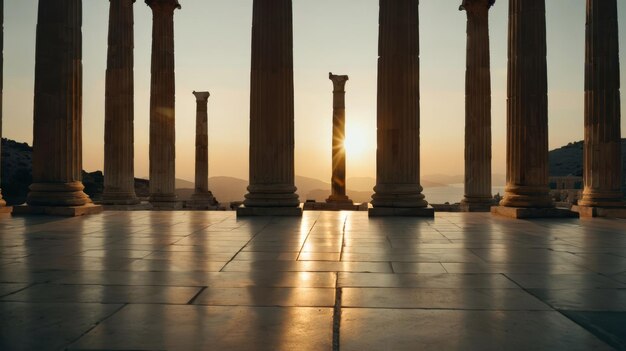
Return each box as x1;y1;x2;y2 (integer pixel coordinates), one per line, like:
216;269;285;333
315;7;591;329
102;0;139;206
146;0;181;209
188;91;219;210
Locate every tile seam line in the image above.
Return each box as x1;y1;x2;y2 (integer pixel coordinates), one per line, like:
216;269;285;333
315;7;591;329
62;302;128;351
218;220;273;272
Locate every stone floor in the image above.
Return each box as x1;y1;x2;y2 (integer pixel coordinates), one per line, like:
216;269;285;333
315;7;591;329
0;211;625;350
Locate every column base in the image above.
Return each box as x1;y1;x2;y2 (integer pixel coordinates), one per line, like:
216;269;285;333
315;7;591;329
236;204;303;217
100;195;140;206
491;206;577;219
12;203;103;217
187;192;219;209
571;205;626;219
0;206;13;214
326;195;354;204
460;201;494;212
304;201;368;211
368;206;434;217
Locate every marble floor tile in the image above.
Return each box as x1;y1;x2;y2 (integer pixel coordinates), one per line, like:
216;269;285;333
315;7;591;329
193;287;335;307
68;305;332;351
341;309;613;351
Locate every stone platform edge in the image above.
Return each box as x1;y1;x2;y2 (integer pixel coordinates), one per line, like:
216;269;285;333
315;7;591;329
491;206;578;219
236;204;304;217
368;206;435;217
12;203;103;217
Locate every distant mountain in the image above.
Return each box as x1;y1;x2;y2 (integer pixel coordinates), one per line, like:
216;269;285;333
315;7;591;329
548;139;626;178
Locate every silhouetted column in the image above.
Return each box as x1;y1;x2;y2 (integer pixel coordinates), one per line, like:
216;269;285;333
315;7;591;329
238;0;301;216
460;0;494;212
146;0;180;208
19;0;101;216
369;0;432;217
189;91;217;209
492;0;570;218
326;73;353;205
578;0;625;211
0;0;7;212
102;0;139;205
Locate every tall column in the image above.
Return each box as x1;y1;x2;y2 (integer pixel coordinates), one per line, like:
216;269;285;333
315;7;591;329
369;0;432;217
237;0;301;216
576;0;626;217
326;73;353;205
102;0;139;205
189;91;217;209
18;0;101;216
0;0;8;213
146;0;180;209
460;0;494;212
493;0;570;218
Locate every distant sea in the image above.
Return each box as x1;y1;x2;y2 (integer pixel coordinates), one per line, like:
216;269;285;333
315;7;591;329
422;183;506;204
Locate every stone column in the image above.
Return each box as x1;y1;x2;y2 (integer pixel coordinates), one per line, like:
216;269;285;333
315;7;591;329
369;0;432;217
102;0;139;205
189;91;217;209
326;73;353;205
237;0;301;216
492;0;571;218
17;0;101;216
575;0;626;217
146;0;181;209
460;0;494;212
0;0;8;213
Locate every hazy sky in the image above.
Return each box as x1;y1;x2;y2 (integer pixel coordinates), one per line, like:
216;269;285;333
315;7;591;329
4;0;626;182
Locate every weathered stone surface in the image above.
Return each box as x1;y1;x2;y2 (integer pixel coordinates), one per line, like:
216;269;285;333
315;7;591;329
460;0;493;212
370;0;429;216
146;0;180;207
12;203;103;217
24;0;100;216
579;0;625;209
326;73;353;205
499;0;554;210
572;205;626;219
239;0;301;216
369;206;434;218
103;0;139;205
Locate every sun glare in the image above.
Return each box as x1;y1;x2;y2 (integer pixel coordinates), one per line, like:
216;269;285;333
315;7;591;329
343;126;368;157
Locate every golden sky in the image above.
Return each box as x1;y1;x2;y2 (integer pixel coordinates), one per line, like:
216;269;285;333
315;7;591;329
3;0;626;182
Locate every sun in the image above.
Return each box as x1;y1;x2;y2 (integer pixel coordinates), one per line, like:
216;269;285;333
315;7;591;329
343;125;368;157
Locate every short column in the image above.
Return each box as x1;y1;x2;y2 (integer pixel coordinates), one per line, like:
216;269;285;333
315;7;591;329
574;0;626;218
237;0;302;217
369;0;433;217
146;0;181;209
492;0;573;219
102;0;139;206
326;73;353;206
188;91;218;209
460;0;494;212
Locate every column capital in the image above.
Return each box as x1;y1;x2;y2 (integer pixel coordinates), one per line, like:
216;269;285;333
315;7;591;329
329;72;349;92
145;0;181;11
193;91;210;102
459;0;494;12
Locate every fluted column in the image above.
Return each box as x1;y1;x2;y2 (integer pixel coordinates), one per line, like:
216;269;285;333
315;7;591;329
238;0;301;216
102;0;139;205
326;73;353;204
189;91;217;208
0;0;6;211
498;0;553;209
369;0;432;217
146;0;180;207
578;0;625;209
24;0;98;214
460;0;494;212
